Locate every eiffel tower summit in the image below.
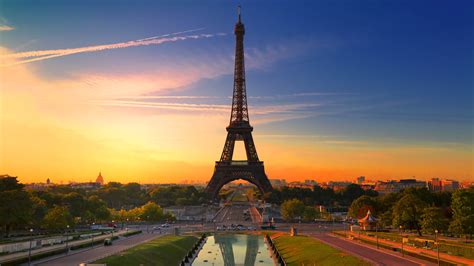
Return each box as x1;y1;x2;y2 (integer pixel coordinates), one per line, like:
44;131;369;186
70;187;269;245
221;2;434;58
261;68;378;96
205;7;273;200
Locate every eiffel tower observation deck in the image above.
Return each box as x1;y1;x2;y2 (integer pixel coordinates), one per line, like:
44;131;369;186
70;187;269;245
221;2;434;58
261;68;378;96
205;7;273;200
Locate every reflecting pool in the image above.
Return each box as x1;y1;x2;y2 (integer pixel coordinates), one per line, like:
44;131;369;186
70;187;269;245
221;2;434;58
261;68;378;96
192;234;274;266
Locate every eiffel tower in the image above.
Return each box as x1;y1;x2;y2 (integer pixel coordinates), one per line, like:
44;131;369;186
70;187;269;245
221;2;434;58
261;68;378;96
205;7;273;200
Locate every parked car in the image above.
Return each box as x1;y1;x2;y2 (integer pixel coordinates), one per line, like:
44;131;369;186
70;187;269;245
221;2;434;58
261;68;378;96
161;223;170;228
104;238;112;246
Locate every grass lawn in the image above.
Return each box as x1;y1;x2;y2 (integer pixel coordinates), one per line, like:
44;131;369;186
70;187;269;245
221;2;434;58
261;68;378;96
94;235;198;266
274;235;370;266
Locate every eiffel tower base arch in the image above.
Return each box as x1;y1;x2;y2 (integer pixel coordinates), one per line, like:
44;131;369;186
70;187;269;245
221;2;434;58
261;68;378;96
205;162;273;201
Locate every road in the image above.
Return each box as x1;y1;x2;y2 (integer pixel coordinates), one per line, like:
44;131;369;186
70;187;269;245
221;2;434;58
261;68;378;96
34;232;162;266
214;203;251;224
310;233;435;266
0;229;133;265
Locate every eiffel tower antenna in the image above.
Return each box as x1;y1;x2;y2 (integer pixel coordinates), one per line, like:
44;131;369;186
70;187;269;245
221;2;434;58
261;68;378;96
205;7;273;200
237;5;241;22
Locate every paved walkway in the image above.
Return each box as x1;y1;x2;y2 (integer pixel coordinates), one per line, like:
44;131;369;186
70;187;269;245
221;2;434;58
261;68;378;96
0;230;133;265
309;233;435;266
34;232;162;266
346;231;473;266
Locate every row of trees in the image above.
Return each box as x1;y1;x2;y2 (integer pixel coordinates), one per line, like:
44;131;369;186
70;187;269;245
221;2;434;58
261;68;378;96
277;185;473;239
0;177;181;236
266;184;378;206
347;187;473;237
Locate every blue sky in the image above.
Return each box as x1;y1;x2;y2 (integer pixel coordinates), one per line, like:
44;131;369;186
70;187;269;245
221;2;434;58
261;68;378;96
0;0;472;182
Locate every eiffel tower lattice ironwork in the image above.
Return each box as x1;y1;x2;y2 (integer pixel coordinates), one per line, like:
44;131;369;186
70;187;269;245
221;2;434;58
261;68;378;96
205;7;273;200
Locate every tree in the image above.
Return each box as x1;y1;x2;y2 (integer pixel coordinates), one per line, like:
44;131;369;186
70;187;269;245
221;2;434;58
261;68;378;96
0;176;32;236
377;192;401;227
280;199;305;222
340;184;365;205
30;195;48;227
43;206;74;231
303;206;320;222
123;182;147;207
421;207;448;234
392;194;427;236
87;195;111;222
63;192;87;218
449;189;474;239
140;202;164;222
348;195;377;219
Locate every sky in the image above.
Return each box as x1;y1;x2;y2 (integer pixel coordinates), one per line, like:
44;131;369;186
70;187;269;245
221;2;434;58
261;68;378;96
0;0;472;184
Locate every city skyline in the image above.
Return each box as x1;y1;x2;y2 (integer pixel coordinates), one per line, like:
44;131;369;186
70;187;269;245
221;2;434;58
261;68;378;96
1;0;473;184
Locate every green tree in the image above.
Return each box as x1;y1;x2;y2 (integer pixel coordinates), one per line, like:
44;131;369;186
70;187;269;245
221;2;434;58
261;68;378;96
392;194;427;236
420;207;448;234
30;195;48;227
43;206;74;231
348;195;377;219
280;199;305;222
140;201;164;222
87;195;111;222
303;206;319;222
340;184;365;205
0;176;32;236
63;192;87;218
449;189;474;239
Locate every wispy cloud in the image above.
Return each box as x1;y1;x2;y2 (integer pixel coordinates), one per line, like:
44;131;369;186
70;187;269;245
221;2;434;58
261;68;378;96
0;25;14;31
0;29;225;67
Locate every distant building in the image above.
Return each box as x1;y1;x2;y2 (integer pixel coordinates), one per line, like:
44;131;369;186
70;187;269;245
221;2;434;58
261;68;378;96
427;178;460;191
375;179;426;194
428;178;442;191
440;179;459;191
356;176;365;184
324;181;352;191
304;179;318;186
46;178;51;184
96;172;104;185
0;174;17;180
270;179;286;188
69;182;101;189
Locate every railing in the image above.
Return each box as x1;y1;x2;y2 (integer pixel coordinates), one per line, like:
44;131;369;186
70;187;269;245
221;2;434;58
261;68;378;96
215;160;264;166
265;234;286;266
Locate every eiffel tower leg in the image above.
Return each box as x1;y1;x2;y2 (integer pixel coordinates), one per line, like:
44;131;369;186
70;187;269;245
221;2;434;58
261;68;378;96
205;169;227;200
220;132;236;161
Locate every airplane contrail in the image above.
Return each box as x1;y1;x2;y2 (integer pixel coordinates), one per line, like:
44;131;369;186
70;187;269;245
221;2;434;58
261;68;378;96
1;30;225;67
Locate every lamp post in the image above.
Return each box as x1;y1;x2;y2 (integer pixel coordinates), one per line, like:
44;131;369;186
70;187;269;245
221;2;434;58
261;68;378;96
91;222;95;249
111;220;115;241
400;225;404;257
28;228;34;266
435;229;440;266
65;225;70;254
375;221;379;249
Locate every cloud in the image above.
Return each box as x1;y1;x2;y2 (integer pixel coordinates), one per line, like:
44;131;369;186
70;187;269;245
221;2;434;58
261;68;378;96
0;30;225;67
0;25;14;31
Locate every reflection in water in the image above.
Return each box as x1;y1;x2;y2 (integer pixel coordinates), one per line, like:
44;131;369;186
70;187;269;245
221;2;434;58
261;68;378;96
192;234;273;266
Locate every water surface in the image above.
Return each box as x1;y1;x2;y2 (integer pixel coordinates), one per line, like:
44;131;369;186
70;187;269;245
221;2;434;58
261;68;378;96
192;234;273;266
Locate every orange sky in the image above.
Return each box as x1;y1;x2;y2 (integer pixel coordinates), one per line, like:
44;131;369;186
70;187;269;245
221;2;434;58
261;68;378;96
0;45;472;184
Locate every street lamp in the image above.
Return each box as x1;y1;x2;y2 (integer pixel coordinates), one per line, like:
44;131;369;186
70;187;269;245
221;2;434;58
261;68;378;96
28;228;34;266
111;220;115;241
375;221;379;249
435;229;440;266
91;222;95;249
65;225;70;254
399;225;404;257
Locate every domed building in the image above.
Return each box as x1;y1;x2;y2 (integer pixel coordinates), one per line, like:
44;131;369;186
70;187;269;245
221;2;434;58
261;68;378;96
96;172;104;185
